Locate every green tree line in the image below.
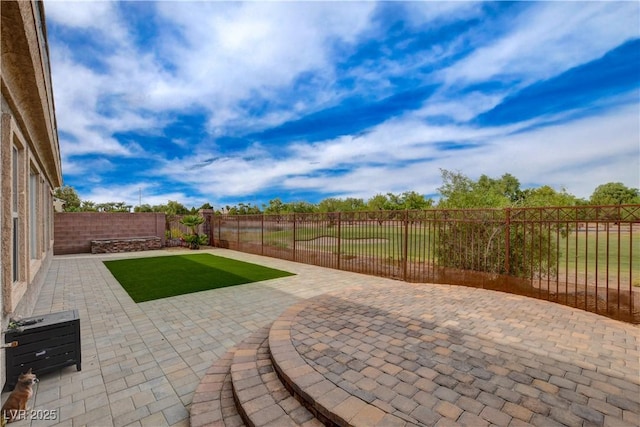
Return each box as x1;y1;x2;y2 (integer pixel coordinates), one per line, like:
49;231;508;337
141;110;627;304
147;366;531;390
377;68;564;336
54;170;639;214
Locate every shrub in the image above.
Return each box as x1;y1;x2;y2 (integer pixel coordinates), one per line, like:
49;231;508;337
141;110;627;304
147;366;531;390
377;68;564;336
434;211;561;280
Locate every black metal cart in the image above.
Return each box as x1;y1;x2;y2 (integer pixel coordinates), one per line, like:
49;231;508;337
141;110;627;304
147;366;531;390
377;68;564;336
3;309;81;392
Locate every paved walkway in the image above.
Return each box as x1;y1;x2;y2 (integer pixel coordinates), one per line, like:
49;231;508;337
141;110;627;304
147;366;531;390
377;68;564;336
4;249;363;427
2;248;639;427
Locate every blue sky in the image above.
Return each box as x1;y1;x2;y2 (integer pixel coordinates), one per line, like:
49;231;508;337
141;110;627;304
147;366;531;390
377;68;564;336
45;1;640;209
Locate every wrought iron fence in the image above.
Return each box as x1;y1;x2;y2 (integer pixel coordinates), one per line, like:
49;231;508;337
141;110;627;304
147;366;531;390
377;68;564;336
185;205;639;323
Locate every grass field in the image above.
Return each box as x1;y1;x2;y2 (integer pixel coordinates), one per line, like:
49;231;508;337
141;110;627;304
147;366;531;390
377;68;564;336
224;222;639;285
104;253;295;302
562;231;639;286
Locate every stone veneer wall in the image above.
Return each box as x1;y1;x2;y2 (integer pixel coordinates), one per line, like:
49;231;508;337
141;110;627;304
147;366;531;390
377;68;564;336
54;212;166;255
91;237;163;254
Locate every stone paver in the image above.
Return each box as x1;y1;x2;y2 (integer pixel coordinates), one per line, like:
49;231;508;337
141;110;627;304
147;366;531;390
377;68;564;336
2;249;354;427
270;281;640;426
190;348;240;427
229;326;320;427
1;248;638;427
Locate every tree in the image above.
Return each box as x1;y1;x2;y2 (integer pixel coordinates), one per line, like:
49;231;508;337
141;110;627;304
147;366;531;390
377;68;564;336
365;194;393;224
338;197;366;212
437;170;516;208
519;186;580;207
96;202;131;212
316;197;364;213
434;170;562;279
385;193;406;210
239;202;259;215
590;182;640;205
227;202;261;215
134;204;154;213
478;173;522;203
54;185;81;211
79;200;97;212
288;201;316;213
398;191;433;210
436;169;476;208
263;198;286;215
317;198;342;213
367;194;390;211
163;200;190;215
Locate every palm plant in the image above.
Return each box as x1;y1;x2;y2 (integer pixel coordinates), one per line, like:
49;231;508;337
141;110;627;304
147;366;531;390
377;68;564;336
180;215;206;249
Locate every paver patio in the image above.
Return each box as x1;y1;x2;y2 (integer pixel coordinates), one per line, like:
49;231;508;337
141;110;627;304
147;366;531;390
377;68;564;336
2;248;638;427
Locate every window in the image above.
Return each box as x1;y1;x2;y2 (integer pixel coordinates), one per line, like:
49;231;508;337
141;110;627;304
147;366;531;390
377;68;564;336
30;171;39;259
12;147;18;211
12;217;19;281
40;177;45;252
12;146;20;282
44;188;50;246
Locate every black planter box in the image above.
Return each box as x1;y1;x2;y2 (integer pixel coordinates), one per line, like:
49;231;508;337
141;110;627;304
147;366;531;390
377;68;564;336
3;309;81;391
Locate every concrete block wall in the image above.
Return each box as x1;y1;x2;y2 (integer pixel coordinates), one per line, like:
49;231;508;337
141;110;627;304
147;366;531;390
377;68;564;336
54;212;166;254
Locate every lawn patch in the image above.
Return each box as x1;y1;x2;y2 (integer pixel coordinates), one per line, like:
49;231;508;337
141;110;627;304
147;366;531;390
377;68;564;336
104;253;295;302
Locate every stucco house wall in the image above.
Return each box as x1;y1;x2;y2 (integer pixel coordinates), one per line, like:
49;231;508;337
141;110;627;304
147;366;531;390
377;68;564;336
1;0;62;388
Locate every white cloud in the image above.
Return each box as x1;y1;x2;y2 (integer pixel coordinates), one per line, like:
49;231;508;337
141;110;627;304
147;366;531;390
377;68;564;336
402;1;484;28
444;2;639;86
153;1;376;130
282;163;430;198
154;101;638;202
80;182;187;207
416;91;505;122
61;156;116;184
45;1;115;28
464;103;640;198
48;1;378;163
54;63;157;158
48;4;171;160
44;0;129;44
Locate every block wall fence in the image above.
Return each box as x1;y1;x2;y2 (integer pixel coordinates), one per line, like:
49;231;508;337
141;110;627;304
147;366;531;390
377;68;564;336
54;212;166;255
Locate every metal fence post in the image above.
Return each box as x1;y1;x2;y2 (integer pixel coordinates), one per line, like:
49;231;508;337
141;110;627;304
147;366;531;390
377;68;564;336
403;210;409;281
505;208;511;275
293;214;297;262
337;212;342;270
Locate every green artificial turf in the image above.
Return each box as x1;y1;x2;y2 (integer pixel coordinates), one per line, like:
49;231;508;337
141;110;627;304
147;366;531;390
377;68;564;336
104;253;295;302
